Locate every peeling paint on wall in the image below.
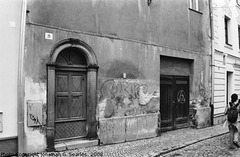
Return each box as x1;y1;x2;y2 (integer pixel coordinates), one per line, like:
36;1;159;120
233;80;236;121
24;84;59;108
199;83;210;106
24;77;47;152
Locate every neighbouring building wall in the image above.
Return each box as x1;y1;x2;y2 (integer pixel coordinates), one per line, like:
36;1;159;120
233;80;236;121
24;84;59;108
0;0;23;153
212;0;240;124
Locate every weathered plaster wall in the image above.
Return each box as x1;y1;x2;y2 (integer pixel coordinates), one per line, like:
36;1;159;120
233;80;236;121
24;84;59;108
24;77;46;152
27;0;206;52
24;24;160;152
98;113;159;145
160;50;211;107
23;0;211;152
24;25;160;81
24;18;211;151
195;107;211;128
96;78;160;144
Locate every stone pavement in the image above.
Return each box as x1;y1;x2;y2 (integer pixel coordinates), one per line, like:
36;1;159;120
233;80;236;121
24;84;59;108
162;132;238;157
39;124;232;157
233;148;240;157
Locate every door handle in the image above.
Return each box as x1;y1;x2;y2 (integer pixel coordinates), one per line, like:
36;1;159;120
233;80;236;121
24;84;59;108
173;100;175;104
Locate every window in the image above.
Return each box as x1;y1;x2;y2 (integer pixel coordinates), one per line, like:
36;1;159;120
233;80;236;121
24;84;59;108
238;26;240;49
190;0;199;11
224;16;231;45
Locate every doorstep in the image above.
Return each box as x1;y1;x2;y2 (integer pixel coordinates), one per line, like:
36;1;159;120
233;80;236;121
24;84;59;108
55;139;98;151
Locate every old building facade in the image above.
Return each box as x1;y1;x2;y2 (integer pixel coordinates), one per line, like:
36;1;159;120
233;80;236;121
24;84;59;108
0;0;212;154
211;0;240;124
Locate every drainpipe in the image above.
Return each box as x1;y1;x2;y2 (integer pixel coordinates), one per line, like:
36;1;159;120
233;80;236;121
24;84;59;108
209;0;215;126
17;0;27;153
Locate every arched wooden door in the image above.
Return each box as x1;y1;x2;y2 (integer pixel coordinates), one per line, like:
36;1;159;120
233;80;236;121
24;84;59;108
54;47;87;141
47;39;98;151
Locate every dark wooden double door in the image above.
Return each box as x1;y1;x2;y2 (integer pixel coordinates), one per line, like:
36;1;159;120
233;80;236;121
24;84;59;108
160;76;189;132
55;70;87;141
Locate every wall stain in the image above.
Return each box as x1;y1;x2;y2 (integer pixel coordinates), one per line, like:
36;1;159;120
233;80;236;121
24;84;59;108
106;60;145;79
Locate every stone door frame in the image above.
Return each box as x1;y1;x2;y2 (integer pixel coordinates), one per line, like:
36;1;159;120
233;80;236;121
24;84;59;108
46;38;98;151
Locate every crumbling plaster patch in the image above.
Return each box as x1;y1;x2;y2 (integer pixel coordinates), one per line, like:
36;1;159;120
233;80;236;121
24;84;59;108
24;77;47;152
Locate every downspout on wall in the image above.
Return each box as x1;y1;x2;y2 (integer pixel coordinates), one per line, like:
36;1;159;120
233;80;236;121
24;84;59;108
209;0;215;126
17;0;27;153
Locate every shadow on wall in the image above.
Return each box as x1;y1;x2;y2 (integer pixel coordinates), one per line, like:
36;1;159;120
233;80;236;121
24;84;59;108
106;60;145;79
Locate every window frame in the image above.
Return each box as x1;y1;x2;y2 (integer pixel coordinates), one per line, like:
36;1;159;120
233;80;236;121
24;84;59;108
238;25;240;49
224;16;231;46
189;0;200;12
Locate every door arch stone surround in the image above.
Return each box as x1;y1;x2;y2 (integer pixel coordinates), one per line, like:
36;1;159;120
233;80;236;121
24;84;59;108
46;38;98;151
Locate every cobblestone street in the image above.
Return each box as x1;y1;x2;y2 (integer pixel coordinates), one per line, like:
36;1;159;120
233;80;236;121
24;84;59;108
161;134;238;157
39;124;240;157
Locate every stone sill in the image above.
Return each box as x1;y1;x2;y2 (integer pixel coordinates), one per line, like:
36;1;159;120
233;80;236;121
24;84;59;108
224;44;233;50
99;113;159;121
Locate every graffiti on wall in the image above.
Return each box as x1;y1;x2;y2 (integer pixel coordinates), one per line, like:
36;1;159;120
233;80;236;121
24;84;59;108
177;90;186;104
29;113;41;125
27;101;43;126
100;79;148;100
98;79;160;119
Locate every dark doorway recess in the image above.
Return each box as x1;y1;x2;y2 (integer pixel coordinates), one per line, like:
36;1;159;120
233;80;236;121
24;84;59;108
160;75;189;132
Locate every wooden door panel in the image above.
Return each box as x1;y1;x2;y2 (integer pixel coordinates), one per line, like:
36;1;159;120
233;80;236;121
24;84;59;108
175;78;189;129
71;96;83;118
160;76;189;131
160;77;173;131
56;74;69;121
56;75;68;92
175;122;188;129
160;84;173;121
72;75;82;92
55;71;87;141
70;74;86;119
56;96;69;120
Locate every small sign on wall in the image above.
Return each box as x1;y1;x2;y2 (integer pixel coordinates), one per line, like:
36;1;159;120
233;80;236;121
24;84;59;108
0;112;3;132
27;101;42;127
45;32;53;40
